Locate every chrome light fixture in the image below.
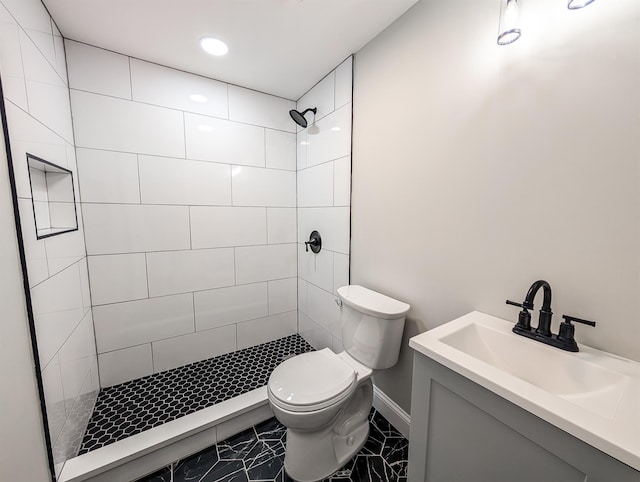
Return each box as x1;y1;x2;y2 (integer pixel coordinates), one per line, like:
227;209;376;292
567;0;596;9
497;0;522;45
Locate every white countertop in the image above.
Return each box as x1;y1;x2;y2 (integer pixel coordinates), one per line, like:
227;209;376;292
409;311;640;471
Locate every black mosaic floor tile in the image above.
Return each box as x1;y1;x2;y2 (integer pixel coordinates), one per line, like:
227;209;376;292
138;408;409;482
80;334;313;454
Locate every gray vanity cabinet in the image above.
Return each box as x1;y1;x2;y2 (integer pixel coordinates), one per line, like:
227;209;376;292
408;353;640;482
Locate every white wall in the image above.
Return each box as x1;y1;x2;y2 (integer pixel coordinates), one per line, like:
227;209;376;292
352;0;640;413
66;41;299;386
0;0;98;475
297;57;353;351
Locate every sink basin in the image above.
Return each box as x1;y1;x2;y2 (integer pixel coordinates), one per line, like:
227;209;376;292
409;311;640;470
440;321;627;417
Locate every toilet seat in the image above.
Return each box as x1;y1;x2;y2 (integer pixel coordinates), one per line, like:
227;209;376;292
268;349;357;413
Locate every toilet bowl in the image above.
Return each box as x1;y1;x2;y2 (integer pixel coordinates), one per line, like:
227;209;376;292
267;285;410;481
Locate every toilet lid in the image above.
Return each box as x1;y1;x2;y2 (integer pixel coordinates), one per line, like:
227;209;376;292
268;349;356;407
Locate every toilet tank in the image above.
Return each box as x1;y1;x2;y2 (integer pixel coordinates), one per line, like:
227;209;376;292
337;285;410;370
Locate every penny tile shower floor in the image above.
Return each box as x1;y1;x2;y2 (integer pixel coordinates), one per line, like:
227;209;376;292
79;335;313;454
137;408;409;482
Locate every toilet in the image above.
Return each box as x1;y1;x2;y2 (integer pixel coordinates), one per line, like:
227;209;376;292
267;285;410;481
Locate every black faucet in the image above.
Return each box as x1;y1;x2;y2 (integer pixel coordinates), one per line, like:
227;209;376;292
506;280;596;352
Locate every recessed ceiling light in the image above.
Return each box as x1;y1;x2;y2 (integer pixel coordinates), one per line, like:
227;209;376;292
189;94;208;103
200;37;228;56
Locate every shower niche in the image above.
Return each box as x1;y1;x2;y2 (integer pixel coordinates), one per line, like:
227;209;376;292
26;153;78;239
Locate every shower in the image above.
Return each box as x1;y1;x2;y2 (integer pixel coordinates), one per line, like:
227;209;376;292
289;107;317;128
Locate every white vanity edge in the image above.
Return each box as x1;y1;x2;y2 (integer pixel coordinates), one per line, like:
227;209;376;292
409;311;640;471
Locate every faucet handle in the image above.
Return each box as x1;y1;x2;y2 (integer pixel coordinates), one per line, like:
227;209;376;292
506;300;532;330
557;315;596;352
562;315;596;327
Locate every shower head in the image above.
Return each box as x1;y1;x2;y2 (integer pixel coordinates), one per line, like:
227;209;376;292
289;107;317;128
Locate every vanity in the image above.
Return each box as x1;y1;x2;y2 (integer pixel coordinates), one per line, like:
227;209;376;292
408;311;640;481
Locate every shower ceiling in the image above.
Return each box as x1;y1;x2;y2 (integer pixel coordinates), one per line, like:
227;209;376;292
42;0;419;100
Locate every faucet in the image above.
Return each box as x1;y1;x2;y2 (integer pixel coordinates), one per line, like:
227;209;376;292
506;280;596;352
524;280;553;337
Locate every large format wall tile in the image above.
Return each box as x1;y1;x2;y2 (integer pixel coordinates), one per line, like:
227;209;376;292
65;40;132;99
138;155;231;206
268;278;297;315
228;85;295;132
98;344;153;387
298;245;334;292
297;71;335;121
93;294;194;353
146;248;235;297
82;204;190;255
298;207;350;254
71;90;185;158
296;57;353;351
41;355;66;448
299;312;333;351
298;161;334;207
194;283;268;331
88;254;148;305
131;59;228;118
334;56;353;110
76;149;140;204
0;4;28;111
190;206;266;249
185;113;265;167
306;103;352;168
306;283;342;338
17;198;49;286
265;130;296;171
266;208;296;244
152;324;236;373
333;156;352;206
58;310;96;410
236;311;297;349
235;244;297;284
20;30;74;144
44;215;86;276
30;262;85;368
5;102;68;199
231;166;296;207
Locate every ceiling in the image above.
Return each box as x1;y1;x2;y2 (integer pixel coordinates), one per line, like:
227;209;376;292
42;0;419;100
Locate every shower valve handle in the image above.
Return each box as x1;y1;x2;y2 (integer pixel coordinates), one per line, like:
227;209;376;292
305;231;322;253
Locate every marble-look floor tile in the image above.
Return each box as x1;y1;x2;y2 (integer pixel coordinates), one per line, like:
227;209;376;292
135;409;409;482
137;467;171;482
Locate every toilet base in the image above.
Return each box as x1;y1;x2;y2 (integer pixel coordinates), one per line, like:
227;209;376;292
281;379;373;482
283;415;369;482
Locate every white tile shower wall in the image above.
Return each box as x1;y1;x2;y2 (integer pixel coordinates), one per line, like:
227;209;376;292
296;56;353;351
0;0;97;474
67;40;298;386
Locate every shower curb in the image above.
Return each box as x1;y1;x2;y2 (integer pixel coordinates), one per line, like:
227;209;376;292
58;387;272;482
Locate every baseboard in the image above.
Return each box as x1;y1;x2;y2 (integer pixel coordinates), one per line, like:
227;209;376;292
372;385;411;439
59;388;272;482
